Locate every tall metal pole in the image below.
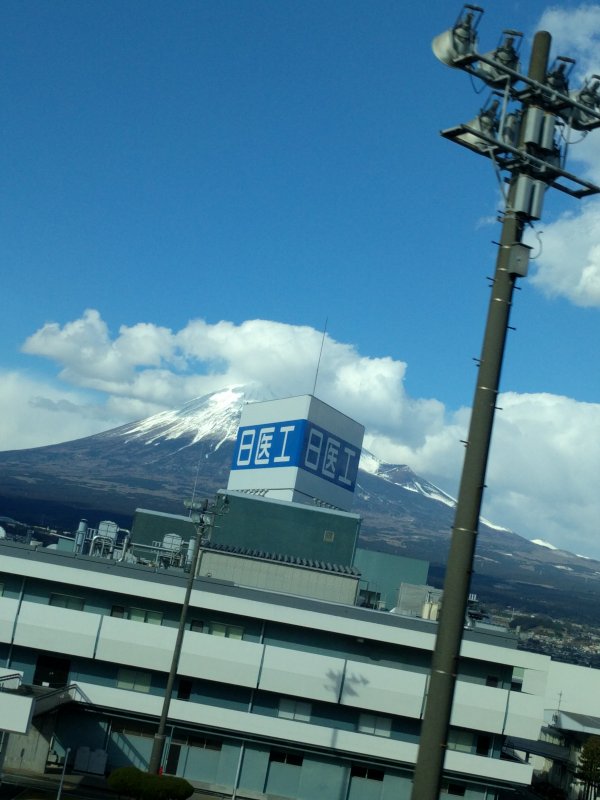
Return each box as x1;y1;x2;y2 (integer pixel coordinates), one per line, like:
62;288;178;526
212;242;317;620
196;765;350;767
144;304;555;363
410;31;551;800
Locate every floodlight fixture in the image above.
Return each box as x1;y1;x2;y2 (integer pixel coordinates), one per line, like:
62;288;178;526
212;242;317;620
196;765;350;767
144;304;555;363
569;75;600;130
476;30;522;86
545;56;573;97
431;4;482;67
455;96;500;151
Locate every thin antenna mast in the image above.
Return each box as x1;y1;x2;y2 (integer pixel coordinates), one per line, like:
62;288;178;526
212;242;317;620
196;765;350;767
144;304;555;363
312;318;328;396
189;461;201;516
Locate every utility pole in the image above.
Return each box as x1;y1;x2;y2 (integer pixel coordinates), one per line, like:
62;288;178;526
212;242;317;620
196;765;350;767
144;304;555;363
148;495;228;774
411;6;600;799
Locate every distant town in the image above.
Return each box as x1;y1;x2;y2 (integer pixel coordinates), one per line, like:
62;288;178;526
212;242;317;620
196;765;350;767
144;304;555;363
481;601;600;667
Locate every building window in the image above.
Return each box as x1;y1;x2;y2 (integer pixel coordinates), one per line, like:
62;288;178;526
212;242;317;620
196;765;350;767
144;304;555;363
177;678;193;701
350;765;384;781
358;713;391;737
209;621;243;638
485;675;499;688
33;655;71;688
0;582;4;597
476;734;492;756
49;593;85;610
442;783;466;797
187;736;221;751
269;751;303;766
116;668;151;693
111;606;162;625
278;698;311;722
511;666;524;692
190;619;243;639
129;607;163;625
447;729;473;753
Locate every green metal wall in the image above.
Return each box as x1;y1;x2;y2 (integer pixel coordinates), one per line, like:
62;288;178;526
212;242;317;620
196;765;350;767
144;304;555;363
352;548;429;610
212;492;360;565
131;509;195;548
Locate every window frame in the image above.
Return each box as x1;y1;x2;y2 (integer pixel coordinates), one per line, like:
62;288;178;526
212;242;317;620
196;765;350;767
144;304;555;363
116;667;151;693
129;607;163;625
350;765;384;781
111;605;163;625
269;751;303;766
358;712;392;738
177;678;193;701
190;619;244;639
49;593;85;611
278;698;312;722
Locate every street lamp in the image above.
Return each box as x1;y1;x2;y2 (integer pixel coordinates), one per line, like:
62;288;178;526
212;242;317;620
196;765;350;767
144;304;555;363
411;8;600;800
147;494;228;775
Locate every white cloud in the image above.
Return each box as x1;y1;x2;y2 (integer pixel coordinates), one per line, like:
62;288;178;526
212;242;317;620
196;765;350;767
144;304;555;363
22;309;178;382
0;371;128;451
482;392;600;556
528;201;600;305
20;311;446;451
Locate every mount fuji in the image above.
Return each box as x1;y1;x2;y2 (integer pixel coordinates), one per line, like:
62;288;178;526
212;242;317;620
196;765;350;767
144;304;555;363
0;387;599;623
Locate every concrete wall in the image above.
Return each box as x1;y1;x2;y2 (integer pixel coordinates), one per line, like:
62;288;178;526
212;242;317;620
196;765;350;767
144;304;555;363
4;715;54;772
545;660;600;716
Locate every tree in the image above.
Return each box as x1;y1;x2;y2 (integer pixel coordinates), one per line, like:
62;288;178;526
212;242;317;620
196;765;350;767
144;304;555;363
578;736;600;800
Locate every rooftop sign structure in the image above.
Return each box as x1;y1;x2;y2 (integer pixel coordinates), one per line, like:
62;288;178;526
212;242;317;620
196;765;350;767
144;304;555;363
228;395;364;511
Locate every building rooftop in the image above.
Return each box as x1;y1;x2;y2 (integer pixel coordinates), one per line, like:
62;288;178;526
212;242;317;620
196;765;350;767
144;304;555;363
0;537;525;656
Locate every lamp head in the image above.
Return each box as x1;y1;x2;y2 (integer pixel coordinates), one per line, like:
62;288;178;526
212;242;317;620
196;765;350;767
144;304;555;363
456;97;501;152
546;57;574;97
432;4;483;67
476;30;522;86
569;76;600;130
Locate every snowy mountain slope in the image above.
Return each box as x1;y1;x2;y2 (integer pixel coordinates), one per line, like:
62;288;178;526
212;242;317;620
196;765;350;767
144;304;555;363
118;388;247;450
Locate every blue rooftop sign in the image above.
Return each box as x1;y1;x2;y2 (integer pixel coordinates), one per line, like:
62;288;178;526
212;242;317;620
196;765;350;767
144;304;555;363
231;418;360;493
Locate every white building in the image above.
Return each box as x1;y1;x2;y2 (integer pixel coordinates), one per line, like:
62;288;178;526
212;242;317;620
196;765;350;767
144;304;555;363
0;535;549;799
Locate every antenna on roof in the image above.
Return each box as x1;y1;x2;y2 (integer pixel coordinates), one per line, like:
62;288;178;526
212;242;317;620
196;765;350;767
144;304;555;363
189;461;201;516
312;317;328;396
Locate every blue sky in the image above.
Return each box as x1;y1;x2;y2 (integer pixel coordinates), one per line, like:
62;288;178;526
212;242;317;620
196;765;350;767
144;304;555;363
4;0;600;557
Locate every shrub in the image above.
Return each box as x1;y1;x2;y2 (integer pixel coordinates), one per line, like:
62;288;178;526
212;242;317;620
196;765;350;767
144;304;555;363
108;766;144;798
108;766;193;800
149;776;194;800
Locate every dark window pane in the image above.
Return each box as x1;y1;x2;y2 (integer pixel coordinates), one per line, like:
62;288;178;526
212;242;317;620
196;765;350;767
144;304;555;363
33;655;71;688
177;679;193;701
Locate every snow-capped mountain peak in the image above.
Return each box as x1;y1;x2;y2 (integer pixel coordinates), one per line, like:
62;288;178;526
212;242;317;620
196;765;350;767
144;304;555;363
108;385;285;453
359;448;457;509
112;387;251;451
